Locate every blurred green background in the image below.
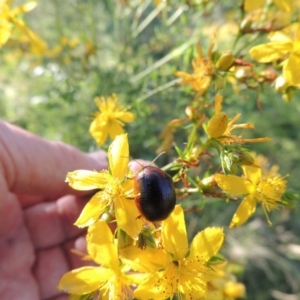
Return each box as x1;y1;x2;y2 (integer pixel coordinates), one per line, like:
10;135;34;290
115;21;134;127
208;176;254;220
1;0;300;299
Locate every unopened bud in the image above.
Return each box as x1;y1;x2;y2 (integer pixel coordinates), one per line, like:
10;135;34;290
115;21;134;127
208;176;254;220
224;282;246;298
216;52;234;71
221;146;254;174
238;149;254;166
207;112;228;138
137;227;156;249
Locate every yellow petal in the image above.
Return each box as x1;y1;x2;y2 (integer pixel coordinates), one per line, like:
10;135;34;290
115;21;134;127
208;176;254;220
74;194;107;227
120;246;171;272
13;19;48;54
244;0;265;11
66;170;111;190
58;266;108;294
206;290;223;300
11;1;37;15
230;195;256;228
133;271;172;300
250;42;291;62
273;0;292;12
269;31;292;43
214;174;253;195
283;54;300;86
0;20;12;47
108;134;129;179
162;205;188;260
87;221;119;269
215;94;223;114
108;122;125;141
242;165;261;185
189;227;224;262
67;294;82;300
89;119;108;146
115;197;144;239
116;111;135;123
126;273;148;285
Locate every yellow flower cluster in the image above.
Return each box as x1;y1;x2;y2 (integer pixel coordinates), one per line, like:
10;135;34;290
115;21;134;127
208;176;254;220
250;23;300;88
66;134;144;238
56;25;291;297
215;164;287;228
175;40;215;98
0;0;47;53
1;0;296;298
206;94;270;145
89;94;135;146
59;133;236;299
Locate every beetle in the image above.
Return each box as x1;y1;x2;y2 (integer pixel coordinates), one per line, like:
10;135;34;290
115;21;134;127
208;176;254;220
133;165;176;222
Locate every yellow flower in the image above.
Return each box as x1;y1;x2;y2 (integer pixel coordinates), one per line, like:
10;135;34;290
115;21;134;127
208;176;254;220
250;23;300;86
89;94;135;146
215;165;287;228
66;134;144;238
121;205;224;300
244;0;292;12
207;94;271;144
174;40;215;97
58;220;140;299
206;262;246;300
0;0;47;53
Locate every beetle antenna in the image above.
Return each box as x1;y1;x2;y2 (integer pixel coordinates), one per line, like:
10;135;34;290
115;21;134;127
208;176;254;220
122;152;166;170
151;151;166;164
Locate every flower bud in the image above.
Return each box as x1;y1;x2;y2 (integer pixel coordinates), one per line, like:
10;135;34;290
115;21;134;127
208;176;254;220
137;227;157;249
221;146;254;174
207;112;228;138
216;52;234;71
224;282;246;298
237;149;254;166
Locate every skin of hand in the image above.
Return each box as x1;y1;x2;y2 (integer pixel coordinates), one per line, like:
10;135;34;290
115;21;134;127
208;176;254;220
0;121;111;300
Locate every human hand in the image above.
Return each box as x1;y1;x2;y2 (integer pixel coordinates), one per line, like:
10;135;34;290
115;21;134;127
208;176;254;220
0;121;108;300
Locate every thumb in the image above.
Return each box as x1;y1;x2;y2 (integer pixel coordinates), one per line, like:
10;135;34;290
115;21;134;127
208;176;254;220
0;121;108;205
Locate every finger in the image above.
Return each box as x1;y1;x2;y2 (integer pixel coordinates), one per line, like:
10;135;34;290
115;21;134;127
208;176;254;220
129;159;152;173
0;121;108;205
24;195;88;250
0;193;39;298
0;270;39;300
48;295;67;300
33;247;69;300
34;235;93;300
0;193;23;238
